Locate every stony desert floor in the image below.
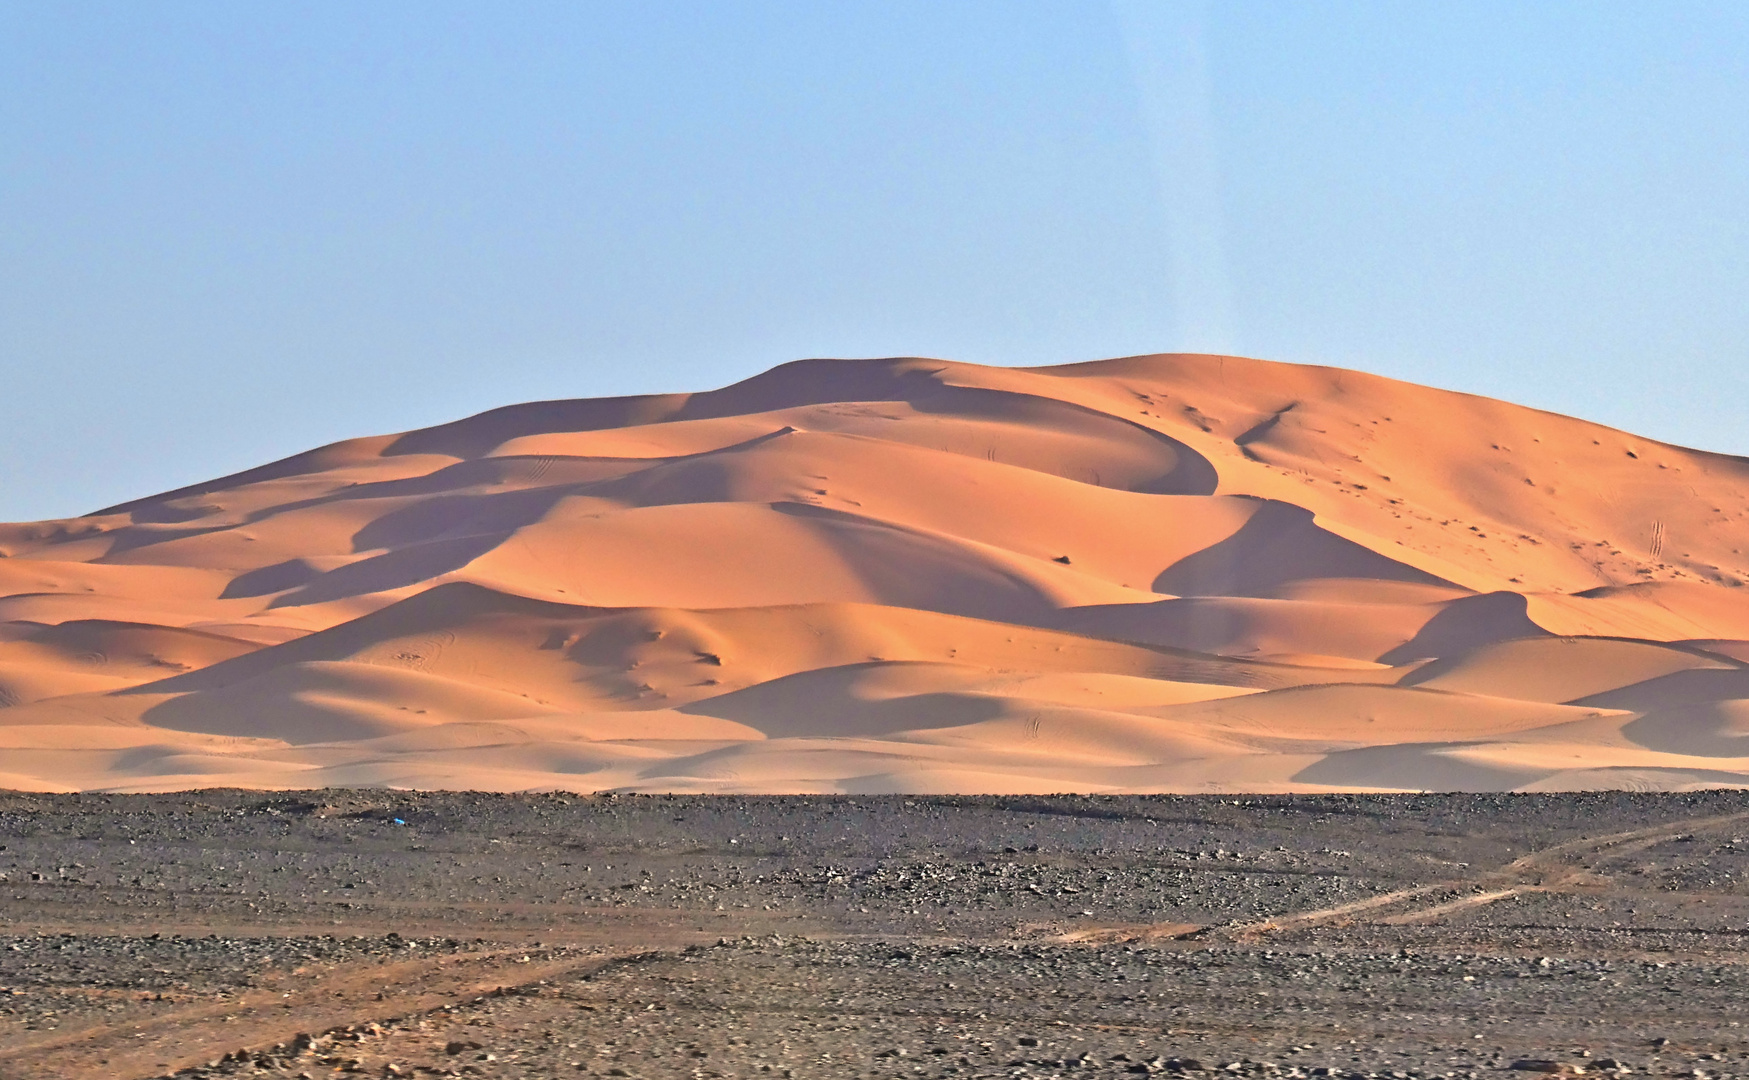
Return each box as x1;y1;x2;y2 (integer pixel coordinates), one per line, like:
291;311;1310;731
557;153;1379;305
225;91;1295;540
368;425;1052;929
6;791;1749;1079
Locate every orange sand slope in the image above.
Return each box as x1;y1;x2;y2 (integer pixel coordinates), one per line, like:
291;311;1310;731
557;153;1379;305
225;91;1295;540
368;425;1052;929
3;353;1748;794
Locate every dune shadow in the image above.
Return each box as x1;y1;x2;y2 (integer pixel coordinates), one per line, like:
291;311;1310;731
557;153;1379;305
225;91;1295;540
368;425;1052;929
96;522;235;560
1383;592;1549;666
219;559;323;599
678;661;1007;739
1572;668;1749;711
265;534;506;609
902;382;1219;495
1155;501;1453;598
1292;742;1548;792
1621;701;1749;757
140;685;409;745
125;500;223;525
769;501;1064;623
1051;597;1250;654
350;487;582;553
127;581;588;696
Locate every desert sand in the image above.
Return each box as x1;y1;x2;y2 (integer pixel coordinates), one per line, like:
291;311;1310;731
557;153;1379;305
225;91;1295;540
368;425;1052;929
2;352;1746;793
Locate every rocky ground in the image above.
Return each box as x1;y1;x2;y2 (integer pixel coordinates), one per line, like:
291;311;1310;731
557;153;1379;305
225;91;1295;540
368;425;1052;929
4;791;1749;1080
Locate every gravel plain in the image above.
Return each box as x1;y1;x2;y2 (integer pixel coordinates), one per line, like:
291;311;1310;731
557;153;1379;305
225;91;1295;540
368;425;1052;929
4;791;1749;1080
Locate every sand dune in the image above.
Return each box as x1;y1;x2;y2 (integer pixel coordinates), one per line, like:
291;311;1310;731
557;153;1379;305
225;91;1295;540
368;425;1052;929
2;353;1747;793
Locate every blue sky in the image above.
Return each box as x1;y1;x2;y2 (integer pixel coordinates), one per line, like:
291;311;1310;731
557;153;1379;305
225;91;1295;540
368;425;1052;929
3;1;1746;521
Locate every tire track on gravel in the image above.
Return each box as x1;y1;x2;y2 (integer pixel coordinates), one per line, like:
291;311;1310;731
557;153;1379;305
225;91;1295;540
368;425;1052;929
1060;810;1749;944
0;944;646;1080
1228;810;1749;938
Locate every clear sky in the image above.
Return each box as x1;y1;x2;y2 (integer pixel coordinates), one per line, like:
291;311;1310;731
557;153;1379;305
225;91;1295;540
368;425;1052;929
3;1;1746;522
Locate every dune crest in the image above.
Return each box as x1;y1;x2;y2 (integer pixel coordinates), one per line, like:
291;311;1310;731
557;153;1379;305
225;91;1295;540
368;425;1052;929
3;353;1747;793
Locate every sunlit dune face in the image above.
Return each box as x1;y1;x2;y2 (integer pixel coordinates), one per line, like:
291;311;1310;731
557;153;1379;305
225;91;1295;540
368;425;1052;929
2;353;1747;794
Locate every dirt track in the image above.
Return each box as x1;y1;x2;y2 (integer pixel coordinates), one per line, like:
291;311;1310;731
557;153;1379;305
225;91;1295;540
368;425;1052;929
5;791;1749;1079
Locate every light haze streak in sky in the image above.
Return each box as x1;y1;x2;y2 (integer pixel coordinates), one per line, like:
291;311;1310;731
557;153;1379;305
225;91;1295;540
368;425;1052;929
1114;0;1236;354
